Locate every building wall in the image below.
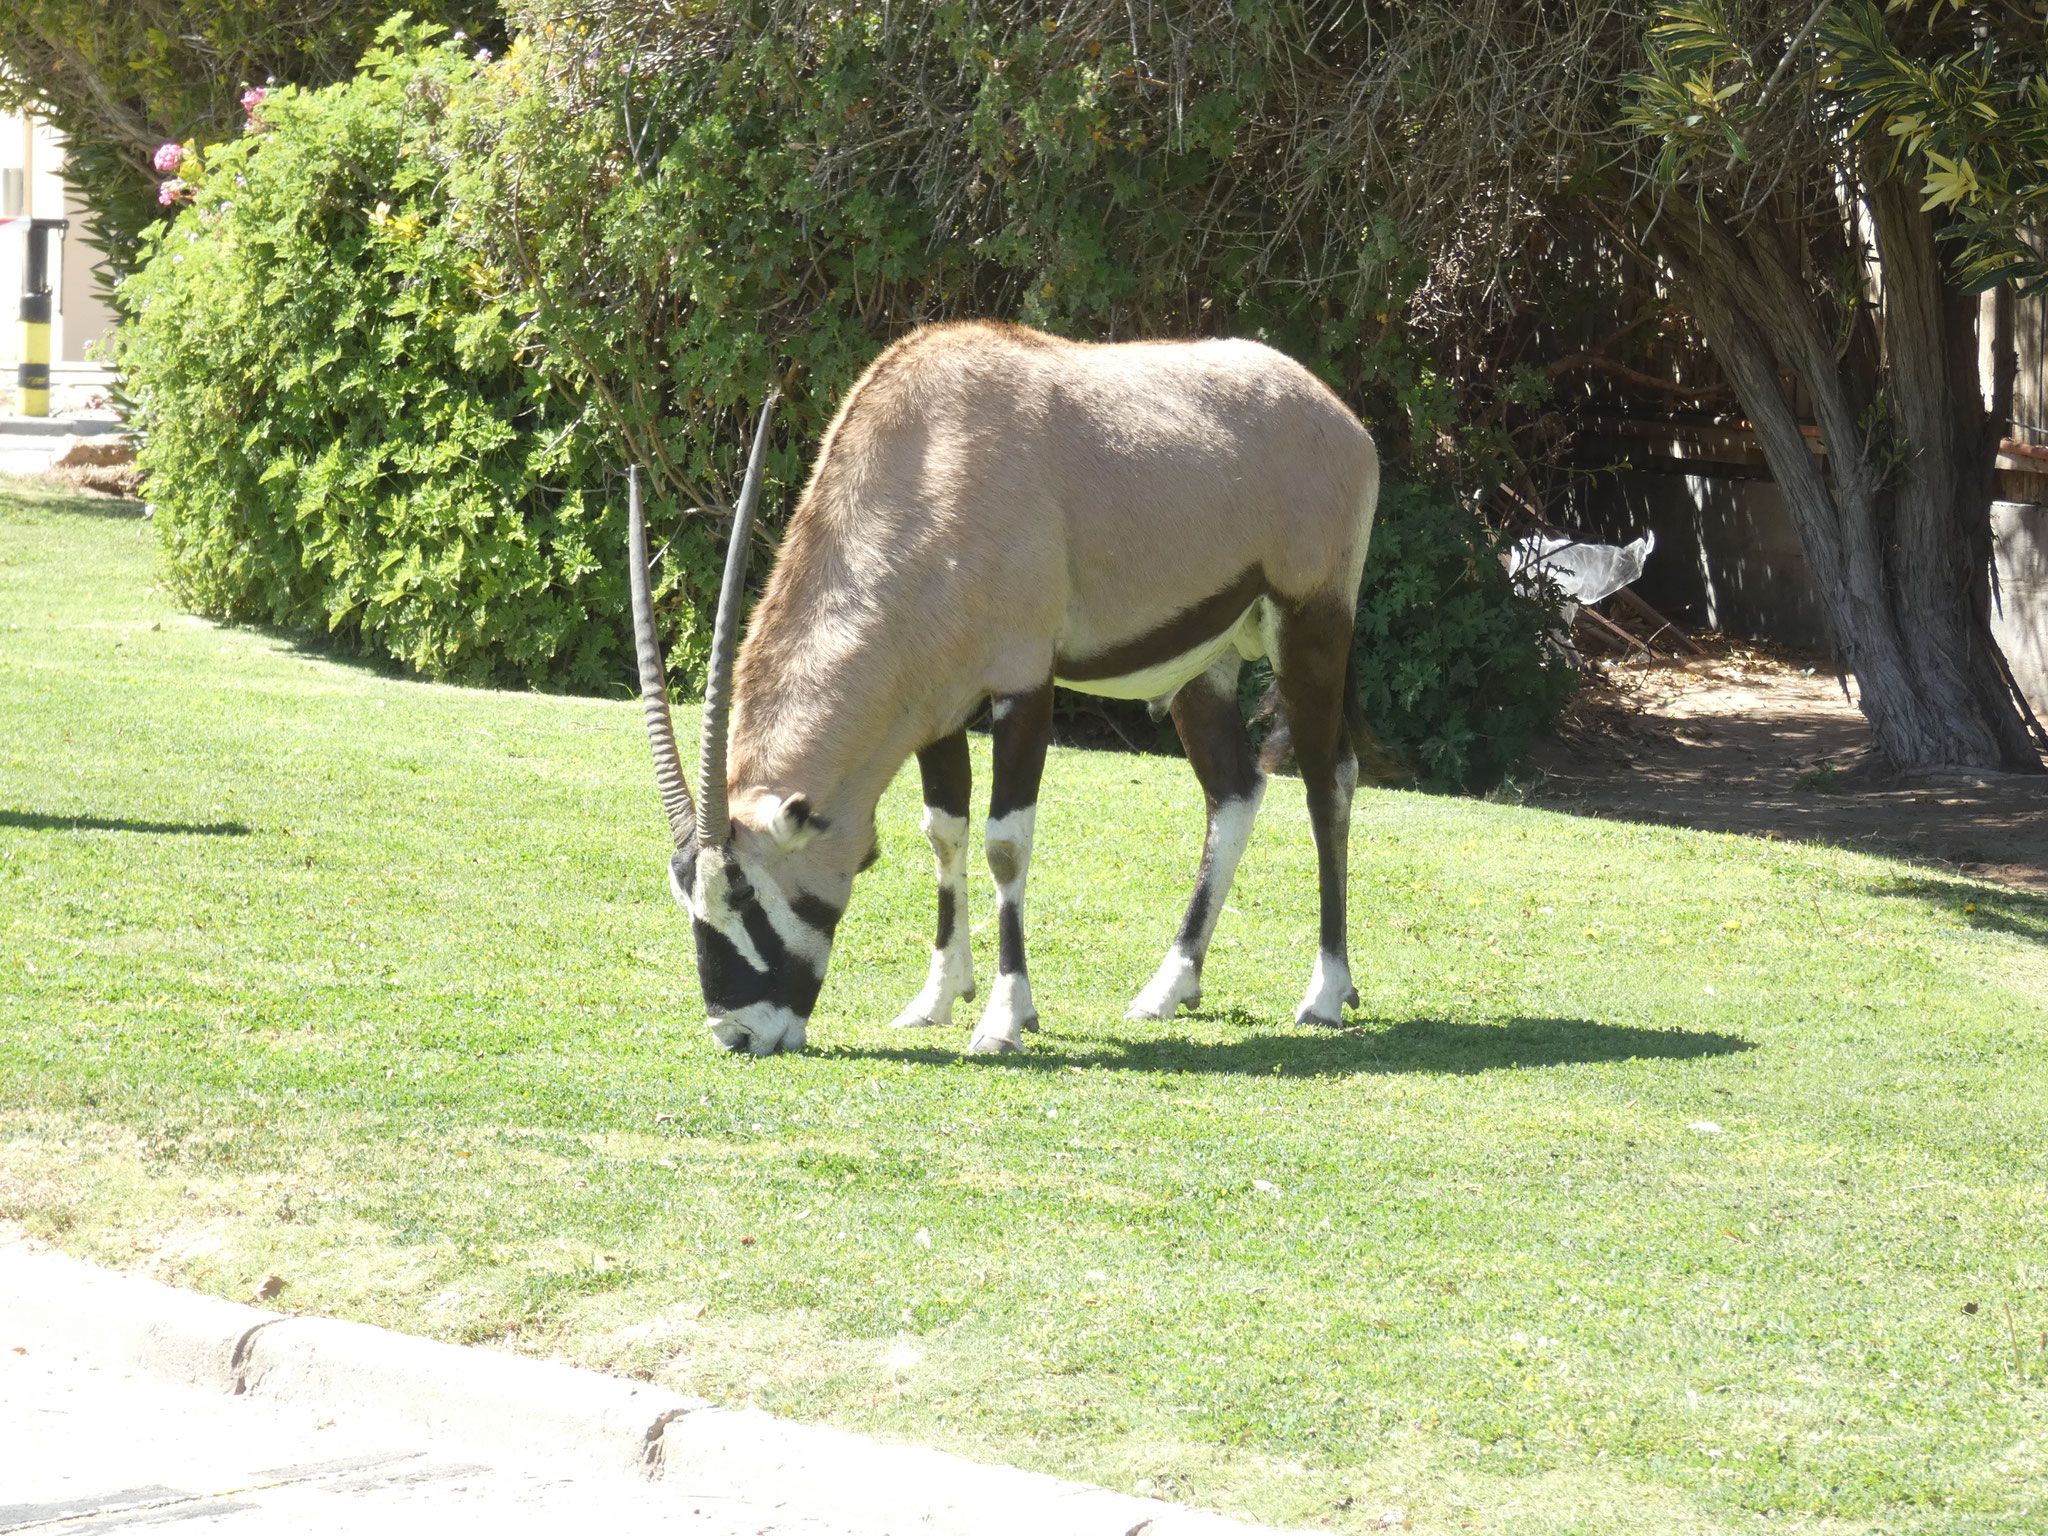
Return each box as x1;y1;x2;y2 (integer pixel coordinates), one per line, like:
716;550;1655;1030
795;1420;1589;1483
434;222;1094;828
0;110;120;370
1993;502;2048;724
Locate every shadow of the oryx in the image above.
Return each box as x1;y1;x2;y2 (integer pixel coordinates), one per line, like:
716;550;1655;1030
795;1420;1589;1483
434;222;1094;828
1;810;253;837
824;1013;1754;1078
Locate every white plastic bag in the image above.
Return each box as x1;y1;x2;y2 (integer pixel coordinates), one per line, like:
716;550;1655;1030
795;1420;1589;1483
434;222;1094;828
1507;531;1656;606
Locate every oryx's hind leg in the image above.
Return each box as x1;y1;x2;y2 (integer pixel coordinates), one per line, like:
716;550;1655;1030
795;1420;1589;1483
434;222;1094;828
891;729;976;1030
1127;657;1265;1021
1275;599;1361;1026
968;683;1053;1055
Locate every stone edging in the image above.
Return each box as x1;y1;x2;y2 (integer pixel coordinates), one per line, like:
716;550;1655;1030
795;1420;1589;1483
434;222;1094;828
0;1231;1296;1536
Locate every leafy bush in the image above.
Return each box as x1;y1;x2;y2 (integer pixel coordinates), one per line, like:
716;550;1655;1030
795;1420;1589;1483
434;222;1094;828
118;27;631;688
1349;482;1577;792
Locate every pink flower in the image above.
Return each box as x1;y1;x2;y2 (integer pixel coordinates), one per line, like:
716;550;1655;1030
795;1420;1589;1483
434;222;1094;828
153;142;185;173
157;178;189;205
240;88;267;112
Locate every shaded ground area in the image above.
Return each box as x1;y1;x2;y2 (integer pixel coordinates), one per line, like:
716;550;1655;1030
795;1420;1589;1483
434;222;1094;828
1528;643;2048;890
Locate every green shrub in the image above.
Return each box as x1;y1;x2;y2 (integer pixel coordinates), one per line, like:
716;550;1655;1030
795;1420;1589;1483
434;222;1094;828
117;25;633;688
1349;482;1577;792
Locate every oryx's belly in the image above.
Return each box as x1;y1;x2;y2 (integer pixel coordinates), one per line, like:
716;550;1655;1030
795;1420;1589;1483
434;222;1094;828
1055;597;1274;702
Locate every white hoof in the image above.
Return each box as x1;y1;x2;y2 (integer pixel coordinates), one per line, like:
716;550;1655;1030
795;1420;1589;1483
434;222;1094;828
969;973;1036;1054
890;980;952;1030
1294;1001;1357;1028
1294;952;1358;1028
892;948;974;1030
1126;948;1202;1021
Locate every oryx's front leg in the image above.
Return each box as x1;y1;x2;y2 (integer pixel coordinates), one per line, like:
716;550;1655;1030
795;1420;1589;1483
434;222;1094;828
1128;659;1265;1020
968;684;1053;1055
891;730;977;1029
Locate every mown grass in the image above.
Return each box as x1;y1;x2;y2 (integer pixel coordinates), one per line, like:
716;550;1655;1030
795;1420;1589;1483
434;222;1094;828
2;476;2045;1534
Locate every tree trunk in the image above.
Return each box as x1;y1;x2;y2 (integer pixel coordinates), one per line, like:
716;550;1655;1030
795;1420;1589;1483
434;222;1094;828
1651;184;2045;775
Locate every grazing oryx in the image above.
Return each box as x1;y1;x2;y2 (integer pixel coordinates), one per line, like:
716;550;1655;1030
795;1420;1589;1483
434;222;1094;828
629;321;1379;1056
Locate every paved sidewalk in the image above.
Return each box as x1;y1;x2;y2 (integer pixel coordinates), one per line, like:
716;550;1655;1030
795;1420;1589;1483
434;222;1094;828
0;414;124;476
1;1340;863;1535
0;430;68;476
2;1233;1286;1536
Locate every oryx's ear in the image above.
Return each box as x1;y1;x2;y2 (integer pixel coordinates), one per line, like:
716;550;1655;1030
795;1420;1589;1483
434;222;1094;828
731;787;829;852
764;793;827;851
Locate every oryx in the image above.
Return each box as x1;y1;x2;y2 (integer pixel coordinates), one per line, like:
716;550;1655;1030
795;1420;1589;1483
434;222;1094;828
630;321;1379;1056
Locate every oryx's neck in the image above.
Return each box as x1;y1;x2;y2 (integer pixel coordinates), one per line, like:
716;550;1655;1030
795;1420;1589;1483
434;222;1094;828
727;508;970;831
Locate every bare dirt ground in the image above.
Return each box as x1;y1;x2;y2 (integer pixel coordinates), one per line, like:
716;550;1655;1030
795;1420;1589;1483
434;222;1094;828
1525;643;2048;892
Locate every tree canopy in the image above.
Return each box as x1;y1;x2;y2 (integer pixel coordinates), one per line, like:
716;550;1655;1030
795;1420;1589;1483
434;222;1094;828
27;0;2046;773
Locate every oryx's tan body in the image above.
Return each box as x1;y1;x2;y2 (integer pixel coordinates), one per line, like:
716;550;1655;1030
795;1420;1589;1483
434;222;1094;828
639;319;1381;1057
726;321;1380;861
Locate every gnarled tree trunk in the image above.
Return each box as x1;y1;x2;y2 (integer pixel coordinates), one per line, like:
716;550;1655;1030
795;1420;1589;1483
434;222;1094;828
1651;179;2045;775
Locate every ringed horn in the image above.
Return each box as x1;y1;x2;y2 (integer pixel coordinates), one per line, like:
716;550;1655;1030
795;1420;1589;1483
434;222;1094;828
626;389;780;851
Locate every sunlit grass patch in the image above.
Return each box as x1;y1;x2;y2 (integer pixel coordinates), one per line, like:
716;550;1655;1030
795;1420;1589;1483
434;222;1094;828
3;478;2045;1535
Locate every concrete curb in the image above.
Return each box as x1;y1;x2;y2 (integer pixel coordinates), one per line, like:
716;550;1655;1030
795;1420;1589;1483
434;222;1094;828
659;1409;1274;1536
0;1239;695;1477
239;1313;703;1476
0;416;123;437
0;1234;1299;1536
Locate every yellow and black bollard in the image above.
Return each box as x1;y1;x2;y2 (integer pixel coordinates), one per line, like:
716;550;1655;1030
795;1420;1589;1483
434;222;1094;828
16;218;65;417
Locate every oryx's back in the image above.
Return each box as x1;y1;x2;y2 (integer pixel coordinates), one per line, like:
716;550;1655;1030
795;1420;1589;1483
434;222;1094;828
806;322;1376;575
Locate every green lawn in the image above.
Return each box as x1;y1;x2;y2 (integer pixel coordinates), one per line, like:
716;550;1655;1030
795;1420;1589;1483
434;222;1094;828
3;477;2045;1535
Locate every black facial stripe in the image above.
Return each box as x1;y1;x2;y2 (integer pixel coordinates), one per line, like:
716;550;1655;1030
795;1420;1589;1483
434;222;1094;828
935;885;957;951
692;918;826;1019
739;901;788;968
790;892;843;937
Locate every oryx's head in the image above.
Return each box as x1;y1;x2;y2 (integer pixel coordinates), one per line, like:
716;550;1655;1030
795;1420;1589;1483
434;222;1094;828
627;395;844;1056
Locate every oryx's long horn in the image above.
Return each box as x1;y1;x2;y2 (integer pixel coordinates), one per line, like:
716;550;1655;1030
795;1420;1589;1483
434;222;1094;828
697;388;780;848
627;464;697;849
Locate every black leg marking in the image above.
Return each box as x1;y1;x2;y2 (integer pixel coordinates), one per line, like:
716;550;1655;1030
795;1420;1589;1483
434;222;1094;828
970;683;1053;1052
998;901;1027;980
1170;664;1262;960
917;728;971;821
1128;661;1266;1021
987;685;1053;821
918;729;971;960
891;731;976;1030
